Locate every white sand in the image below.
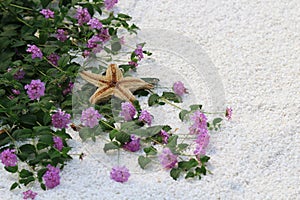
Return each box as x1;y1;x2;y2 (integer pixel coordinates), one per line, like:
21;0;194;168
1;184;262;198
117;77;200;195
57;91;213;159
1;0;299;199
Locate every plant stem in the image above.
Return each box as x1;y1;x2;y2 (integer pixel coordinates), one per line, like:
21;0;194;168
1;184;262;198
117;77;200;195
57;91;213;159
16;17;33;28
43;57;64;72
160;97;183;110
100;120;116;130
10;3;33;10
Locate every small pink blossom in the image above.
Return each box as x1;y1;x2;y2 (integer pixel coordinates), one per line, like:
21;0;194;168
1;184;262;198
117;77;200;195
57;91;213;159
110;166;130;183
173;81;188;96
40;9;54;19
23;190;37;200
225;107;233;120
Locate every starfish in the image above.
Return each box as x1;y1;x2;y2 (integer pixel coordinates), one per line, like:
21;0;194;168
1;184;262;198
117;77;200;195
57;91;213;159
79;64;153;104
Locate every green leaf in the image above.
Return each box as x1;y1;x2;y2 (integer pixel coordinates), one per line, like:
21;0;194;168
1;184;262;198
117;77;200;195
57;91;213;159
37;168;47;182
213;118;223;126
134;89;149;97
189;104;202;111
133;126;164;138
109;129;119;140
58;54;70;67
19;144;36;154
10;182;19;190
148;94;160;106
115;131;130;144
178;159;198;171
200;155;210;163
49;148;61;159
179;110;189;121
12;129;32;139
20;176;35;186
177;143;189;151
170;168;181;180
162;92;182;103
111;41;121;52
41;183;46;190
5;165;18;173
138;156;151;169
19;169;34;178
185;171;195;179
37;142;49;150
132;100;141;112
103;142;119;153
143;146;157;156
117;13;132;20
41;0;52;7
166;135;178;149
20;115;37;126
39;135;53;145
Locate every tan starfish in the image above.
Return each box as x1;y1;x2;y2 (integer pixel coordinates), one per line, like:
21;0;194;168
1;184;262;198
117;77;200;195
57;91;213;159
79;64;153;104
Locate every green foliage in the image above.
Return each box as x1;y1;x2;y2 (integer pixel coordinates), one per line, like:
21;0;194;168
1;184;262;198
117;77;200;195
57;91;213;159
0;0;226;192
148;92;182;107
178;104;203;121
0;0;135;189
138;156;151;169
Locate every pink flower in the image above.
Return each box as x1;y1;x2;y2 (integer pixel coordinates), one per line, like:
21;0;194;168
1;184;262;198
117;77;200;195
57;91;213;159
23;190;37;200
189;111;208;135
128;61;138;67
225;107;233;120
173;81;188;96
159;148;178;169
80;107;102;128
87;18;103;30
12;89;20;95
138;110;152;126
43;164;60;189
160;130;169;144
134;45;144;60
24;79;45;100
123;135;140;152
75;7;91;26
104;0;118;10
56;29;68;42
47;53;60;66
0;149;17;167
40;9;54;19
51;109;71;129
14;69;25;80
194;132;210;156
53;136;63;151
62;82;74;95
110;166;130;183
26;45;43;59
120;102;136;121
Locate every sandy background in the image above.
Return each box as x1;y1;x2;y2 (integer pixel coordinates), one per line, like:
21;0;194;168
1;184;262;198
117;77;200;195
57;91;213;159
1;0;299;199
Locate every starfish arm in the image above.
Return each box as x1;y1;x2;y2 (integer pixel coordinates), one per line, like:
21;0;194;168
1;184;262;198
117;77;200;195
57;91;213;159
90;87;114;104
80;71;107;87
106;64;123;82
114;86;136;102
119;77;153;92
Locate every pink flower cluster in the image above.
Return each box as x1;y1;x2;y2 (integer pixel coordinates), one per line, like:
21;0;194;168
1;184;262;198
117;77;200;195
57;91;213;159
75;7;91;26
123;135;140;152
80;107;102;128
24;79;45;100
26;44;43;59
51;109;71;129
159;148;178;169
40;9;54;19
110;166;130;183
43;164;60;189
0;149;17;167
